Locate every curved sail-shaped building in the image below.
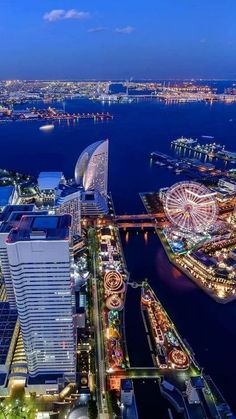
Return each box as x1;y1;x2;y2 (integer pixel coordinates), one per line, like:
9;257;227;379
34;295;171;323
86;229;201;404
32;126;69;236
75;139;108;197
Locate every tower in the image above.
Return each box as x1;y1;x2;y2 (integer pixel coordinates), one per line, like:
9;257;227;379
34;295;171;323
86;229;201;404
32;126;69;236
6;215;76;379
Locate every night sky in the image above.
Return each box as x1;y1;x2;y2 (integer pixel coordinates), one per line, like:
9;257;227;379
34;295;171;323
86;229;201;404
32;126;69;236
0;0;236;79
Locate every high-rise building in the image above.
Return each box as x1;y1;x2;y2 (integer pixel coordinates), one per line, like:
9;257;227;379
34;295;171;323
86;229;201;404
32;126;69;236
0;205;48;309
75;139;108;197
6;215;76;379
0;302;18;385
56;185;81;236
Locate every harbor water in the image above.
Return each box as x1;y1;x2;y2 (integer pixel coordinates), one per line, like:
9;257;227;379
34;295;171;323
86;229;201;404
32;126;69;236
1;96;236;412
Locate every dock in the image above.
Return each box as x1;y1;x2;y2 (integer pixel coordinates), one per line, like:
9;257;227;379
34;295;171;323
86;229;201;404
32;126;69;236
0;108;114;123
171;138;236;162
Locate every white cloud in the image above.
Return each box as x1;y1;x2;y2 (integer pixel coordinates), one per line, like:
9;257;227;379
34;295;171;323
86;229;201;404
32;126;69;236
88;27;107;33
64;9;90;20
43;9;90;22
115;26;135;34
43;9;65;22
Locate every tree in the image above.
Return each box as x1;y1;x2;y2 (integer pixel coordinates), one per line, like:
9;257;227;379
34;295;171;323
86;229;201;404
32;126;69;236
108;390;120;416
87;399;98;419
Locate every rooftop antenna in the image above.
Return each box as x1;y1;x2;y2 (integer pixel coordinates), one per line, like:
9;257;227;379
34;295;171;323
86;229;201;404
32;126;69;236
126;77;133;96
126;79;129;96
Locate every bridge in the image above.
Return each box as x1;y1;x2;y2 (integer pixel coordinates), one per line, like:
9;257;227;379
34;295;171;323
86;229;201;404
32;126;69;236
114;213;168;229
115;213;156;221
108;367;160;379
116;222;156;229
108;367;191;382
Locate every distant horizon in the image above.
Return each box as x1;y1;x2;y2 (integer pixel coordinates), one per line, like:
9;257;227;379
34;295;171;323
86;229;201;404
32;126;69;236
1;78;236;82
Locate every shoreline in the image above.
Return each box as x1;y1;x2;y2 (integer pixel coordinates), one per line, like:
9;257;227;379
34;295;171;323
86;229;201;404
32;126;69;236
156;229;236;304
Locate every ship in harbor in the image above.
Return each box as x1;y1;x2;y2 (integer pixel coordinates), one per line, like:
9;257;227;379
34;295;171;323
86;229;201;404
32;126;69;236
39;124;55;131
171;136;197;145
202;135;215;139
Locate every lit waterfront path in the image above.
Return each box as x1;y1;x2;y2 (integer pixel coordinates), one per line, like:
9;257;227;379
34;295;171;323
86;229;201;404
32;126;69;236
91;240;109;418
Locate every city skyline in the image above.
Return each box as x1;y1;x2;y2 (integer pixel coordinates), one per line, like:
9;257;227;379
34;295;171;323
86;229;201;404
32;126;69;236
1;0;236;79
0;100;236;416
1;1;236;415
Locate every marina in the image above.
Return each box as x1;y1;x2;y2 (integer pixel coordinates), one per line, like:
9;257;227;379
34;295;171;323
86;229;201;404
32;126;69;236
150;150;225;180
172;137;236;162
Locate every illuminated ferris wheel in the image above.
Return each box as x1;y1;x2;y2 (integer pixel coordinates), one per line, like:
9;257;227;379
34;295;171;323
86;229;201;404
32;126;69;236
164;181;218;233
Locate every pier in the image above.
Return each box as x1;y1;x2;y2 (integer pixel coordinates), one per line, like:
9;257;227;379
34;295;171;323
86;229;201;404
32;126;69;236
0;109;114;123
172;138;236;161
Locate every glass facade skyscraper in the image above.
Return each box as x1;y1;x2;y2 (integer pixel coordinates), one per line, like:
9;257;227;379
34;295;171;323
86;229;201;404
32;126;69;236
6;215;76;379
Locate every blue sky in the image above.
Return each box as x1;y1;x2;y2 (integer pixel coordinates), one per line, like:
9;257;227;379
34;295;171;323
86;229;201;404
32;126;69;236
0;0;236;79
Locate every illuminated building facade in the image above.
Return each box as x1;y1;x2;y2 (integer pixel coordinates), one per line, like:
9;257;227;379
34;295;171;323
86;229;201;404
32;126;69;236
56;186;81;236
80;190;108;216
6;215;76;379
75;139;108;197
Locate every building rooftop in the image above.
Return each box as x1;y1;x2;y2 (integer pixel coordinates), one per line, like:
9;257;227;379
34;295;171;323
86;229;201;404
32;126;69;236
190;376;205;389
0;186;15;207
121;379;133;391
38;172;64;191
0;204;34;222
192;251;217;268
7;214;71;243
0;302;18;365
56;184;81;206
58;183;81;197
27;373;63;385
0;210;48;233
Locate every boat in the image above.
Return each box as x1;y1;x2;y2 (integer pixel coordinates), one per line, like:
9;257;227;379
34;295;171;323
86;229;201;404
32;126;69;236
172;137;197;145
39;124;55;131
201;135;214;139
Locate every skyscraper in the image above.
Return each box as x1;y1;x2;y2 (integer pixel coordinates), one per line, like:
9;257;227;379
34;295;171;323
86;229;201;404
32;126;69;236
0;205;47;310
75;139;109;197
6;215;76;379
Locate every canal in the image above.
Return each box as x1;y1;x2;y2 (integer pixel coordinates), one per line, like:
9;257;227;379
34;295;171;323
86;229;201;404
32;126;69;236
121;230;236;414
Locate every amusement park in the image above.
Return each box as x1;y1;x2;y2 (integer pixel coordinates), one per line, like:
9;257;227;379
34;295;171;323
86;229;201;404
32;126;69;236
141;174;236;302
